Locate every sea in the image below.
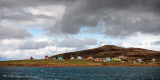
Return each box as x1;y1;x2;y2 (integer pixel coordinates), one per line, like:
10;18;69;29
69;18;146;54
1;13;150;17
0;67;160;80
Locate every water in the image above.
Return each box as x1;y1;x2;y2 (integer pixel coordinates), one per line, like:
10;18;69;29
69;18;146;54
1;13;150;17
0;67;160;80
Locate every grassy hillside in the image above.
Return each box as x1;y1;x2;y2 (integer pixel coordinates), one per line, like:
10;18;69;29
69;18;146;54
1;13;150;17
50;45;160;60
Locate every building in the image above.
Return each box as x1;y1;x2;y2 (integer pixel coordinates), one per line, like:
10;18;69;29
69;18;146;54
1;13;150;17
53;57;56;59
71;56;74;59
113;57;121;61
88;56;93;60
58;56;63;60
45;55;49;59
94;58;100;61
105;57;111;62
137;59;142;62
77;56;82;60
151;58;155;62
30;57;34;60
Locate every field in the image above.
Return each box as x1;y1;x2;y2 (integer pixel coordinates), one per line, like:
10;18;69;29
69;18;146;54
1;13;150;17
0;59;160;67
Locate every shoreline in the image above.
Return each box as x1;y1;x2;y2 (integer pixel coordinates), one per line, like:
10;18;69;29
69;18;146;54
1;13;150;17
1;64;160;67
0;59;160;67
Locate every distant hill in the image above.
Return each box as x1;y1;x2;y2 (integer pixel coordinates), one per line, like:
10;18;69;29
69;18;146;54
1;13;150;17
50;45;160;60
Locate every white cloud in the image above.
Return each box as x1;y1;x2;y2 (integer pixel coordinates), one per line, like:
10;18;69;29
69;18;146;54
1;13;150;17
0;36;97;60
0;46;76;60
117;32;160;51
100;42;107;46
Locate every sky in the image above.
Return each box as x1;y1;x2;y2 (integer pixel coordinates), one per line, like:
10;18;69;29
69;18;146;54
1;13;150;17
0;0;160;60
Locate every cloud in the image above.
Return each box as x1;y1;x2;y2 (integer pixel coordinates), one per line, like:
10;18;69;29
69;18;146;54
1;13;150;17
0;11;54;21
0;26;32;39
0;46;76;60
0;36;97;50
0;0;73;8
0;1;67;39
0;0;160;60
58;36;97;49
0;38;51;50
117;33;160;50
152;41;160;45
0;37;97;60
2;0;160;37
44;0;160;37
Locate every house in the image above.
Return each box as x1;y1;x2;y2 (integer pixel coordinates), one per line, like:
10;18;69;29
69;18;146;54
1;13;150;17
30;57;34;60
58;56;63;60
94;58;100;61
103;60;106;62
113;57;121;61
151;58;155;62
71;56;74;59
88;56;93;60
77;56;82;60
53;57;56;59
137;59;142;62
45;55;49;59
105;57;111;62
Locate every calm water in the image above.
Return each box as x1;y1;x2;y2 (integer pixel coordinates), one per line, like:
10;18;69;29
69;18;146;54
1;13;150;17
0;67;160;80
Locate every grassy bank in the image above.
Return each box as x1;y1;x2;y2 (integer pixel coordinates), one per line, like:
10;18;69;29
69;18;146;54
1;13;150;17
0;59;160;67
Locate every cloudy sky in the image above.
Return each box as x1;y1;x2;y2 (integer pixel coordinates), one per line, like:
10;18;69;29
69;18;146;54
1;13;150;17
0;0;160;60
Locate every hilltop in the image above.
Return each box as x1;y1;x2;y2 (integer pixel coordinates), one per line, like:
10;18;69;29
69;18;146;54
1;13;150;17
50;45;160;60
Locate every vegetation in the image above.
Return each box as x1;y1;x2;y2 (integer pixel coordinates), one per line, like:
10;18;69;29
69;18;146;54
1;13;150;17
50;45;160;60
0;59;101;66
0;59;159;67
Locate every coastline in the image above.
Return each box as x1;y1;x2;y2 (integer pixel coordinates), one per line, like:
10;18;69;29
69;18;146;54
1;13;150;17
0;59;160;67
1;63;160;67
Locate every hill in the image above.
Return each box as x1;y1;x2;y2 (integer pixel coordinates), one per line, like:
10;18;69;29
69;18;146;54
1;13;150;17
50;45;160;60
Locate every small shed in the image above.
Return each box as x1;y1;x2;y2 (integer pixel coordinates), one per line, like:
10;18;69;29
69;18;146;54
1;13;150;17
105;57;111;62
103;60;106;62
88;56;93;60
53;57;56;59
137;59;142;62
30;57;33;60
151;58;155;62
45;55;49;59
71;56;74;59
58;56;63;60
77;56;82;60
113;57;121;61
94;58;100;61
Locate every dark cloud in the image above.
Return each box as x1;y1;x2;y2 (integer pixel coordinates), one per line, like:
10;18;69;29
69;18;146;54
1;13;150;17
0;0;74;21
45;0;160;37
1;0;160;37
18;41;49;49
0;0;74;8
0;26;32;39
83;38;97;45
